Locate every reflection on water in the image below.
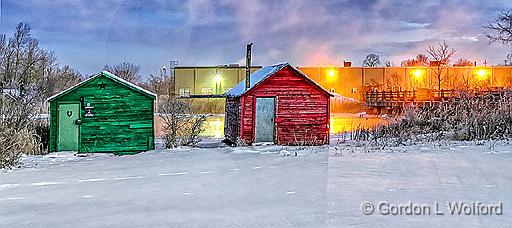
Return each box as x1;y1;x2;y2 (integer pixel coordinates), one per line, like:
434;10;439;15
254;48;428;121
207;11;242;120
155;114;386;138
329;114;386;134
154;115;225;139
204;116;224;138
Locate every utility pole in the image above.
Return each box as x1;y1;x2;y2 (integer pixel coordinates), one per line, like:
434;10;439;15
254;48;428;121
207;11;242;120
245;43;253;90
170;60;179;77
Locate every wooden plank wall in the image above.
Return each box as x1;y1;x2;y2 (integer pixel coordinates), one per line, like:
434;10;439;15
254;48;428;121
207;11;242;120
240;66;329;145
49;76;154;153
224;97;241;143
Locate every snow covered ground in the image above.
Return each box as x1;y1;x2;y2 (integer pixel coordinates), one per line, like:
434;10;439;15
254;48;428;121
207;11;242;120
0;144;328;227
1;140;512;227
328;140;512;227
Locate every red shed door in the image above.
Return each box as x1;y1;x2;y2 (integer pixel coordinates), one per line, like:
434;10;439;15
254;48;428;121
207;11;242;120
254;97;275;143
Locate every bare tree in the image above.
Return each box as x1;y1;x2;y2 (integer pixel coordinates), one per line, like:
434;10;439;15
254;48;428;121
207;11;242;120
41;65;81;99
484;10;512;45
415;54;429;66
0;23;53;128
453;58;474;67
143;68;173;96
103;62;141;83
0;23;59;167
362;53;381;67
158;98;207;148
401;54;429;67
505;53;512;66
427;41;456;91
385;73;401;91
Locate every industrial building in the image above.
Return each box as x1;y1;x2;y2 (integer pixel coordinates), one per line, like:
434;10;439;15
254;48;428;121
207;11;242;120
173;65;261;97
174;65;512;101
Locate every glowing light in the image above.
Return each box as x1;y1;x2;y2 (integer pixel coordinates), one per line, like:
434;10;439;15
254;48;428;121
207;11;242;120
326;68;337;81
411;69;425;80
475;69;489;80
214;74;222;83
328;69;336;77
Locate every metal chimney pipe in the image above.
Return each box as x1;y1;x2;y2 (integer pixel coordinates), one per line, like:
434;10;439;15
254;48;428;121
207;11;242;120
245;43;253;90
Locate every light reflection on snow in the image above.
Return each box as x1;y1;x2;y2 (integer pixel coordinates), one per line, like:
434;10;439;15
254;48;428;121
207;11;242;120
157;172;188;176
78;178;107;183
32;182;62;186
155;114;385;138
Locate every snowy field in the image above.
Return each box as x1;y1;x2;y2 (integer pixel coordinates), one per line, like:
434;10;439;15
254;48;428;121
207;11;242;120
0;143;328;227
328;140;512;227
1;140;512;227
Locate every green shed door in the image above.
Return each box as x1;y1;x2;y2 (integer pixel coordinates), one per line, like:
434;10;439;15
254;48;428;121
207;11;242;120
58;103;80;151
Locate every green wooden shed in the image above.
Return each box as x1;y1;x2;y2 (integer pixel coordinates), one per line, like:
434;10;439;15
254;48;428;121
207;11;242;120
48;71;156;154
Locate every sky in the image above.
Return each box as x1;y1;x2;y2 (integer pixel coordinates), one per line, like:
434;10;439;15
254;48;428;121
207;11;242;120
0;0;511;76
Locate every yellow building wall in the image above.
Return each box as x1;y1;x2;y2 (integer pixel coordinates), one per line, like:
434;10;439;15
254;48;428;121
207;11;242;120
174;68;195;95
175;66;512;100
492;67;512;88
383;67;407;90
174;67;262;96
363;68;385;88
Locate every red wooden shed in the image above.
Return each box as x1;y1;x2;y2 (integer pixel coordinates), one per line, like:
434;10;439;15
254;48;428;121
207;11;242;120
224;63;332;146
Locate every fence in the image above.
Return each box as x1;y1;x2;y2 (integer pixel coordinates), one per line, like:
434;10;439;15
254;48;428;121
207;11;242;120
364;89;506;108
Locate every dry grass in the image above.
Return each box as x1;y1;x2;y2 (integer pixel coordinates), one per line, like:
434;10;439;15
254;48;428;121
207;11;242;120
352;90;512;146
1;95;49;169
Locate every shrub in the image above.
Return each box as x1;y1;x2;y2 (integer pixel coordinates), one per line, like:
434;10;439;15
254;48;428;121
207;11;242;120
354;90;512;144
0;125;39;169
159;97;207;148
32;119;50;155
0;95;48;168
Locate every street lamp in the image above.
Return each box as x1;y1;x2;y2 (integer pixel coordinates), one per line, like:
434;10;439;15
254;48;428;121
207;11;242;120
214;74;222;94
411;69;425;80
326;68;337;82
327;69;336;77
410;68;426;90
475;69;489;81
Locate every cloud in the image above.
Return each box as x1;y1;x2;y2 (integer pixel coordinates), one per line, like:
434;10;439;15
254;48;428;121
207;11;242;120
0;0;511;75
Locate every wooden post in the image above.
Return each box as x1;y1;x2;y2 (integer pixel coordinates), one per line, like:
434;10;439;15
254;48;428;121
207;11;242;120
245;43;253;91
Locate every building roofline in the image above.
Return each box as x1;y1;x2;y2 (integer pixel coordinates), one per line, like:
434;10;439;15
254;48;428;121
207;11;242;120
174;65;512;70
174;66;263;69
296;66;511;69
47;71;156;102
226;63;334;97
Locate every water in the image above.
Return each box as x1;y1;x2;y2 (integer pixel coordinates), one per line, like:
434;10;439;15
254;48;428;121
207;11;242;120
155;114;385;138
329;114;386;134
